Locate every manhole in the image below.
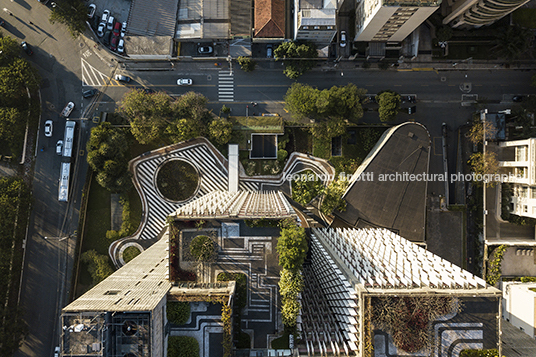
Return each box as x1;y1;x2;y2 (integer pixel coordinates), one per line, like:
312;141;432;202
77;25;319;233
79;43;84;47
441;77;446;82
207;75;212;81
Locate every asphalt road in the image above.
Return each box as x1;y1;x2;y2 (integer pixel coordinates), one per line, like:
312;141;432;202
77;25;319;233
2;1;535;355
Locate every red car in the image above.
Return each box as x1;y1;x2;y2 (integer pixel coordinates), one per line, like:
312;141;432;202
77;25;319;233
110;35;118;51
113;21;121;36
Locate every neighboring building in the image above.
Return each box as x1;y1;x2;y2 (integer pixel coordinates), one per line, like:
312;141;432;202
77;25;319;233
355;0;440;42
253;0;286;41
301;227;502;355
499;138;536;219
294;0;337;45
443;0;531;28
502;281;536;338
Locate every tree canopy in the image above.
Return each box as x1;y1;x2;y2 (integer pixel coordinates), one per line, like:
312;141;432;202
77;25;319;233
209;118;233;145
274;41;317;79
86;122;131;192
492;25;534;61
377;91;401;122
49;0;87;37
284;83;366;122
276;220;308;272
81;250;114;285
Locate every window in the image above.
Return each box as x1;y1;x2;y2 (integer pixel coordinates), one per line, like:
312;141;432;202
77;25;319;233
104;290;120;295
524;205;528;213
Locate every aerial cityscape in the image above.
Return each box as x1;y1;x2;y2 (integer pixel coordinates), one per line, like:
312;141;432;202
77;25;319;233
0;0;535;355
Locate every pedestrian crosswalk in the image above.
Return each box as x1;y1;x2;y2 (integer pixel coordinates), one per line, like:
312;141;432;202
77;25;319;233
81;59;115;87
218;71;234;102
134;143;259;240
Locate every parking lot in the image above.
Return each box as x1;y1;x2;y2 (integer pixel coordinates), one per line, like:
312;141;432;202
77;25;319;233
87;0;131;53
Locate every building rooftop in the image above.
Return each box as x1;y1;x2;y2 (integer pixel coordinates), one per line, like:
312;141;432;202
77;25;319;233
127;0;179;37
254;0;285;38
172;190;296;219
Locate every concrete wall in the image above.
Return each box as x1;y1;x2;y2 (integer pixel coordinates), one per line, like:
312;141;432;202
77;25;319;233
389;6;439;42
356;6;397;42
152;296;168;357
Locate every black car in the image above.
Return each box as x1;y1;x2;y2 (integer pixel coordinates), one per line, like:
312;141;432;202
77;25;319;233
21;41;33;56
0;18;5;27
103;31;112;46
83;89;98;98
513;95;525;103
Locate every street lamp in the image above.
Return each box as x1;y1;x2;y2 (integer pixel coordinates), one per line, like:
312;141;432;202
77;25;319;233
44;233;75;241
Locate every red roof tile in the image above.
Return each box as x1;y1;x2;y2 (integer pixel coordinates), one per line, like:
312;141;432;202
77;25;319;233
254;0;285;38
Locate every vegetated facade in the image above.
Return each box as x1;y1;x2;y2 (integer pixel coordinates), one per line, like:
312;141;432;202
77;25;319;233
498;138;536;219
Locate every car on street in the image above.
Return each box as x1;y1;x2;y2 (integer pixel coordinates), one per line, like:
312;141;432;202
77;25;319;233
340;31;347;47
54;346;60;357
513;95;525;102
177;78;192;86
87;4;96;19
266;44;273;58
107;15;115;31
61;102;75;117
115;74;131;83
21;41;33;55
121;21;127;37
97;22;105;37
0;18;5;27
101;9;110;24
44;120;53;137
197;45;213;54
117;39;124;54
56;140;63;155
83;89;98;98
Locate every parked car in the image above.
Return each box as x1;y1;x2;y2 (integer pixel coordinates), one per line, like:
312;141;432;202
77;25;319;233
60;102;75;117
197;45;213;54
83;89;98;98
87;4;96;19
56;140;63;155
21;41;33;56
115;74;131;83
177;78;192;86
97;22;105;37
513;95;525;102
107;15;114;31
44;120;53;137
110;35;118;51
266;44;273;58
112;21;121;36
117;39;124;54
340;31;347;47
121;22;127;37
103;31;112;46
101;10;110;24
54;346;60;357
0;18;5;27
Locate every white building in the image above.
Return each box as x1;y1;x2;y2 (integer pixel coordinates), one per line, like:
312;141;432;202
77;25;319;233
355;0;440;42
499;139;536;219
503;281;536;338
294;0;337;45
443;0;531;28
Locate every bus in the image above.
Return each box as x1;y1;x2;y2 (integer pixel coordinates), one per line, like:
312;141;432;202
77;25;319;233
58;162;70;202
63;121;76;158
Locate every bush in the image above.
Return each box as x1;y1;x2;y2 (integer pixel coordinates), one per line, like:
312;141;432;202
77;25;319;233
156;160;199;202
277;149;288;162
167;302;191;325
486;245;507;286
237;56;257;72
320;178;349;215
217;272;247;308
81;250;114;285
123;246;141;263
167;336;199;357
190;235;216;262
276;220;308;272
291;170;323;205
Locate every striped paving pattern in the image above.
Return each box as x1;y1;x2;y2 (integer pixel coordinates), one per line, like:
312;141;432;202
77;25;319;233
218;71;234;102
134;143;259;240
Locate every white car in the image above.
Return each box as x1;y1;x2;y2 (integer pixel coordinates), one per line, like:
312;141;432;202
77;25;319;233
107;16;114;31
340;31;347;47
44;120;53;137
97;22;105;37
60;102;75;117
121;22;127;37
101;10;110;24
117;39;124;54
177;78;192;86
56;140;63;155
87;4;96;19
54;346;60;357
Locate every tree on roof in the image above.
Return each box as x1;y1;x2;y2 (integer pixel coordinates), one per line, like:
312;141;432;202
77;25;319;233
276;219;308;272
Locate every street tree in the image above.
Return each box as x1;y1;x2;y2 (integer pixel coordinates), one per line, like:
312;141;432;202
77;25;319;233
0;37;23;66
237;56;256;72
118;89;172;144
492;25;534;61
87;122;131;192
209;118;233;145
284;83;319;119
466;117;498;144
377;91;401;122
0;108;24;154
276;221;308;272
468;152;500;186
274;41;317;79
316;84;366;121
49;0;87;38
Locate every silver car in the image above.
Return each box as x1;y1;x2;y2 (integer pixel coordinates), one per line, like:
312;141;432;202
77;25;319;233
177;78;192;86
44;120;53;137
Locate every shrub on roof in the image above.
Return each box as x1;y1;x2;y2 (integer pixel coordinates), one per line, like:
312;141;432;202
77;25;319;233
167;336;199;357
167;302;191;325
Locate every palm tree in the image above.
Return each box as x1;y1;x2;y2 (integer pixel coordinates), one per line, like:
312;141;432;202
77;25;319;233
492;25;534;61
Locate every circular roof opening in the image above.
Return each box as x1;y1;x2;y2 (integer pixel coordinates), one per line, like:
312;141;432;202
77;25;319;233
155;159;199;202
122;321;138;336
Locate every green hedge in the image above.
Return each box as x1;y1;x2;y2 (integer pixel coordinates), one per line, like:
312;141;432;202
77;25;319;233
460;349;498;357
167;302;191;325
168;336;199;357
123;246;141;263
